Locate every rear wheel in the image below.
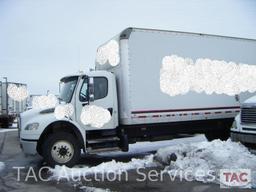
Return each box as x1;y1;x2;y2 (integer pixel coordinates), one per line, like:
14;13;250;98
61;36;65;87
42;132;81;167
204;121;232;141
119;134;129;152
0;119;9;128
204;130;230;141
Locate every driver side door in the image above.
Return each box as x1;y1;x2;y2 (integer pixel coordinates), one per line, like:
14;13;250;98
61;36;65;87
75;75;116;130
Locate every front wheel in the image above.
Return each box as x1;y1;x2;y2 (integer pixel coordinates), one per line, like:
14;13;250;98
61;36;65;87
42;132;81;167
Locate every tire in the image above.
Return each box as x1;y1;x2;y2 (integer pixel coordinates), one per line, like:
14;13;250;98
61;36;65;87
205;130;230;141
120;134;129;152
1;119;9;128
42;132;81;167
204;120;232;141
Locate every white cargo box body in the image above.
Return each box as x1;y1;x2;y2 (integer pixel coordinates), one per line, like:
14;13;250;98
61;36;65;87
96;28;256;125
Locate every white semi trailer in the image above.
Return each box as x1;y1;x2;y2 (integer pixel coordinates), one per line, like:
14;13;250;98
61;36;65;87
19;28;256;167
0;81;27;128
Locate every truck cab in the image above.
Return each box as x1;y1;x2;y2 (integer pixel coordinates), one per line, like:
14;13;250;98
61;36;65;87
231;96;256;148
19;71;121;167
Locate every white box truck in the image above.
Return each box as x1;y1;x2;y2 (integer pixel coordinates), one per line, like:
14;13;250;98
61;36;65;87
19;28;256;167
231;96;256;148
0;81;27;128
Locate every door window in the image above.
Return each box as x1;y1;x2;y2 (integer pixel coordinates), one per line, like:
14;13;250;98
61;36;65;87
94;77;108;100
79;78;88;102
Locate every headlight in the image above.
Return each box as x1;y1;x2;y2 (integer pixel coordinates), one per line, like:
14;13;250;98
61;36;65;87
25;123;39;131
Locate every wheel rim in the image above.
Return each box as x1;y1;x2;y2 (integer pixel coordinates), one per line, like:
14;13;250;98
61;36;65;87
51;140;74;164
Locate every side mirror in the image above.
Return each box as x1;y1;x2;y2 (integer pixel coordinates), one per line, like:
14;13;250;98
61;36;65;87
88;77;94;102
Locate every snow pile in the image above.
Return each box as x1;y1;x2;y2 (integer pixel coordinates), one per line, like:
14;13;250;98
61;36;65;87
160;55;256;96
50;155;155;180
49;138;256;186
80;105;112;128
96;40;120;66
80;186;110;192
54;104;74;120
0;162;5;172
32;94;58;109
154;139;256;184
7;84;29;101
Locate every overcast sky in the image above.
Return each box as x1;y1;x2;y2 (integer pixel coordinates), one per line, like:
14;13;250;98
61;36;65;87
0;0;255;94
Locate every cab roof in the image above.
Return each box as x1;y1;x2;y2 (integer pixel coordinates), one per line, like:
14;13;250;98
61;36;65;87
60;71;112;82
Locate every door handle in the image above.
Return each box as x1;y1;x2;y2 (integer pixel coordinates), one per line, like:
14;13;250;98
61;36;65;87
107;108;113;115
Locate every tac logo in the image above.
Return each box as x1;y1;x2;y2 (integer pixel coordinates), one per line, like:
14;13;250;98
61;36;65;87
220;169;251;188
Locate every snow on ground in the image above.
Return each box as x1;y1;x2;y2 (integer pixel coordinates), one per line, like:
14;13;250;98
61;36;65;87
50;155;155;180
49;135;205;180
0;128;18;133
0;162;5;172
49;136;256;186
154;139;256;186
80;186;111;192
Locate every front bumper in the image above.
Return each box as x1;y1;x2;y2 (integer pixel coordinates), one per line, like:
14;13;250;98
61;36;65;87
231;131;256;144
20;138;38;155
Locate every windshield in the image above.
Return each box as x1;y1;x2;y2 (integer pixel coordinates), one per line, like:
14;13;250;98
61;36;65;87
59;76;78;103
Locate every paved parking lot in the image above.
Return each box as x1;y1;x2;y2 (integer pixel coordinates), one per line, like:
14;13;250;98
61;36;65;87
0;130;255;192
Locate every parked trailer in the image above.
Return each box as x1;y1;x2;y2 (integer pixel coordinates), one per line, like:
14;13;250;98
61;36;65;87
0;81;27;128
19;28;256;167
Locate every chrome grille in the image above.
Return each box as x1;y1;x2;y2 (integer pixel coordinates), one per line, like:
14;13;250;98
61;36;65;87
241;107;256;124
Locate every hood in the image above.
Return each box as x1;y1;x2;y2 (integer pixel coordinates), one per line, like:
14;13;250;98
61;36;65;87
21;108;41;118
243;95;256;104
20;107;55;127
